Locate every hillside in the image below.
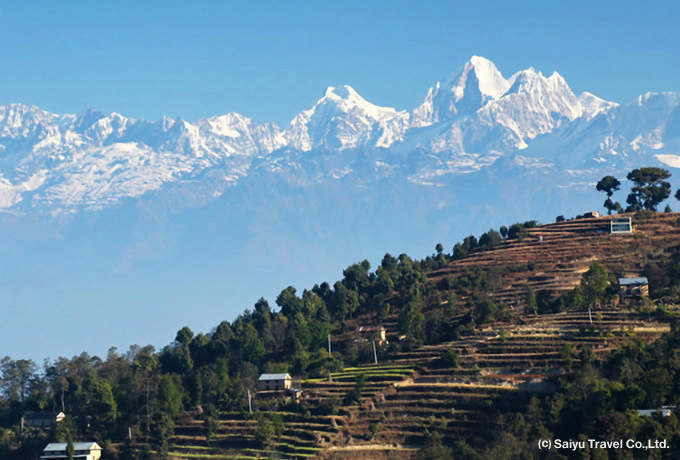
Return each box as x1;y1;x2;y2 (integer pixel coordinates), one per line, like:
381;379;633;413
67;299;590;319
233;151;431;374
156;212;680;460
430;211;680;304
1;211;679;459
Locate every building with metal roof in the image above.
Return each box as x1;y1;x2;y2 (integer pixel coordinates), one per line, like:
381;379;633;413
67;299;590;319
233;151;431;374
618;277;649;298
40;442;102;460
637;409;672;417
257;373;293;392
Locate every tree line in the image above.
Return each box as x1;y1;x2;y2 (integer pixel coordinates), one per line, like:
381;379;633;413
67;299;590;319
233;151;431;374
596;167;680;214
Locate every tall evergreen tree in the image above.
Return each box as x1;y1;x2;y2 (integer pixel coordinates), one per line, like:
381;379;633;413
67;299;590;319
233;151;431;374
596;175;621;214
625;167;671;211
159;375;182;418
575;262;609;307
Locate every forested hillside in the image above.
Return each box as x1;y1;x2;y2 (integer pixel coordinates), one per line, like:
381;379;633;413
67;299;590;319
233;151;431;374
2;208;680;459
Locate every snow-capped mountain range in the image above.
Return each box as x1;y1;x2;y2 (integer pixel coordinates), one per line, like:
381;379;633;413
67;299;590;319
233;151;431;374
1;56;679;214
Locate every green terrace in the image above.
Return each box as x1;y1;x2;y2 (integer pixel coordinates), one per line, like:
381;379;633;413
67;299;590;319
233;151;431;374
301;365;416;383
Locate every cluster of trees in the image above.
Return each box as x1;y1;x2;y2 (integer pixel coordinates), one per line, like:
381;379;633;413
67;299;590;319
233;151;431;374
0;253;438;459
572;262;618;308
596;167;680;214
420;219;540;275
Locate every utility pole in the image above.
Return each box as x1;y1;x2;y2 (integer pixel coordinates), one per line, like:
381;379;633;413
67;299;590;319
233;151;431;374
372;341;378;365
328;334;332;355
146;379;150;439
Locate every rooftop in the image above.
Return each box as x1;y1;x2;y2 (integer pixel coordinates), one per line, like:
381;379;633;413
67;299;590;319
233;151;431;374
618;277;649;285
43;442;101;452
26;411;63;420
637;409;672;417
358;326;386;332
258;373;291;381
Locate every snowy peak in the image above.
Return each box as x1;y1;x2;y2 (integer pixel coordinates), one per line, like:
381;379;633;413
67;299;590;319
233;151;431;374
505;67;539;93
323;84;359;100
578;92;619;119
285;85;408;151
407;61;618;156
455;56;510;102
197;113;285;156
412;56;510;126
200;113;252;138
317;85;398;119
494;67;582;122
0;104;57;138
505;68;572;98
85;112;132;144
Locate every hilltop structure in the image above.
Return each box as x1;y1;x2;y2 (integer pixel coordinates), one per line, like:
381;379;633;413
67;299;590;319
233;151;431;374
611;217;633;234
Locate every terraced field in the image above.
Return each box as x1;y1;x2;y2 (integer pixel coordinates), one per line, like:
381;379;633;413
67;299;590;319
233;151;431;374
165;213;679;459
429;212;680;304
170;411;335;459
165;306;672;460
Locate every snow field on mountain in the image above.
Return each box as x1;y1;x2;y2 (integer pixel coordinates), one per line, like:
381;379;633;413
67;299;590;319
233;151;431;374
0;56;678;213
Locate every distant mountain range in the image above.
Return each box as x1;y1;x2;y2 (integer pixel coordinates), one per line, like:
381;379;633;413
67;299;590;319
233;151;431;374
1;56;679;215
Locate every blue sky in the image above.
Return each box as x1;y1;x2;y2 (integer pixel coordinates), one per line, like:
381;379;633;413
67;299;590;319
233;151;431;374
1;1;678;126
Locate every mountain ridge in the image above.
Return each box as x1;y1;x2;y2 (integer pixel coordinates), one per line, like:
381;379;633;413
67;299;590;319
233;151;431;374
0;56;679;214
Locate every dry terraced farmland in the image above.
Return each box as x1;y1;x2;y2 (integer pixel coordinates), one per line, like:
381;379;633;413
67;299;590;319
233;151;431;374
166;212;679;459
429;212;680;304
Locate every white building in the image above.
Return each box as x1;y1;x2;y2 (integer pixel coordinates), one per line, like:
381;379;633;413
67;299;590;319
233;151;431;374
610;217;633;234
40;442;102;460
257;373;293;392
637;409;672;417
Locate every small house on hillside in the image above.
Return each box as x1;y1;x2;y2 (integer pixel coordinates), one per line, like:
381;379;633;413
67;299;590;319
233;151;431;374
357;326;387;345
24;411;65;428
619;277;649;298
40;442;101;460
257;373;293;392
637;408;672;417
611;217;633;234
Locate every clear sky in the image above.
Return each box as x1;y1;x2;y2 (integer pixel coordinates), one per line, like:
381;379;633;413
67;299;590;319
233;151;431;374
0;1;678;126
